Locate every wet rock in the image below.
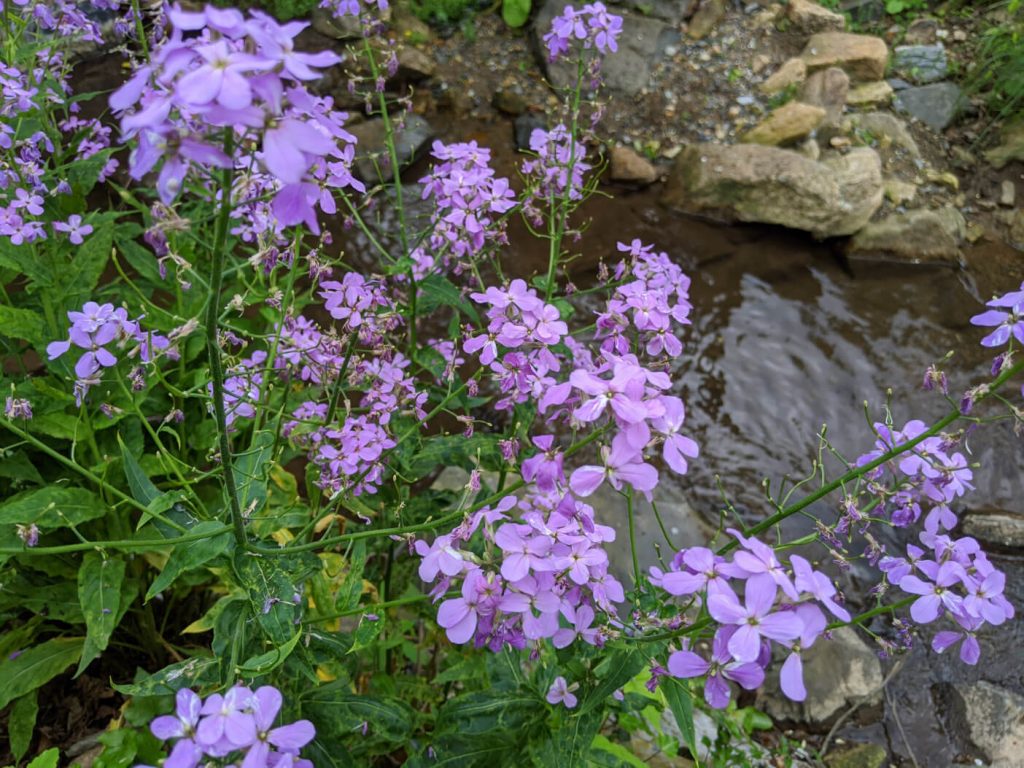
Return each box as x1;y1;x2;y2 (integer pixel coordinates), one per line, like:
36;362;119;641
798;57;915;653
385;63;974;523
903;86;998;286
838;0;884;23
687;0;727;39
397;48;436;81
759;57;808;94
742;101;827;145
514;113;546;151
846;80;894;107
824;743;887;768
1000;180;1017;207
883;178;917;204
492;88;528;116
893;82;963;131
946;681;1024;768
904;17;939;45
983;119;1024;169
760;627;884;723
800;67;850;127
609;146;660;185
619;0;698;24
786;0;845;33
661;143;883;237
846;111;920;157
848;207;964;265
801;32;889;83
962;508;1024;550
892;44;948;84
347;114;435;183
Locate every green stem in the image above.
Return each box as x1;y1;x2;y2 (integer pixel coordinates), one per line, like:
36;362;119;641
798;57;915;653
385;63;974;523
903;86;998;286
626;490;641;596
0;524;232;556
129;0;150;60
204;134;247;549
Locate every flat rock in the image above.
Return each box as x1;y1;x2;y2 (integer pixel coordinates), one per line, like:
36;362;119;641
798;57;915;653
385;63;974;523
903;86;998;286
983;119;1024;169
759;627;884;723
892;44;948;83
347;114;435;183
800;67;850;126
846;111;920;157
847;80;894;106
742;101;827;145
661;143;883;237
759;57;808;94
848;206;963;265
946;682;1024;768
904;17;939;45
609;145;660;185
687;0;727;39
786;0;845;33
801;32;889;82
961;507;1024;550
823;743;888;768
883;178;917;204
894;82;962;131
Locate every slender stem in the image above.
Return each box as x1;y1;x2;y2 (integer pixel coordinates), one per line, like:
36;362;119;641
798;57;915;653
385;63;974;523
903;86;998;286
205;134;247;549
129;0;150;61
626;490;641;596
0;524;232;556
827;596;915;631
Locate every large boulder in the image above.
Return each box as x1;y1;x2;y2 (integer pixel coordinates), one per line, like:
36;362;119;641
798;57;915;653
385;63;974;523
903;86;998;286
893;82;963;131
661;143;883;237
847;207;964;265
801;32;889;82
941;682;1024;768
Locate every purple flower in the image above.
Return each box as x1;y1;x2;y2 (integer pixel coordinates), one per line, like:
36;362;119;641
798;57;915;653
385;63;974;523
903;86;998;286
970;282;1024;347
667;630;765;709
546;676;579;708
932;611;982;665
437;569;488;644
243;686;315;768
196;685;256;749
706;575;803;662
899;561;965;624
4;396;32;420
569;434;658;499
53;214;93;244
790;555;850;622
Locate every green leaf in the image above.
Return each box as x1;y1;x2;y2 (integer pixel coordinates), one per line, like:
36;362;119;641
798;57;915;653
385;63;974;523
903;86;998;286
0;486;107;528
417;274;480;323
0;304;46;345
236;430;274;519
347;613;384;654
27;747;60;768
77;553;127;675
9;689;39;763
0;637;84;710
67;148;117;196
59;225;114;306
304;685;415;744
334;538;366;613
662;677;698;760
589;734;648;768
502;0;531;27
580;646;646;714
237;628;303;675
112;655;218;697
145;520;232;600
0;449;44;485
119;435;161;505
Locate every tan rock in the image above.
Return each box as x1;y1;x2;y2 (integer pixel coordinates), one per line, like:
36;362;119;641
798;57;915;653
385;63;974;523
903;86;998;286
846;111;920;157
848;207;963;264
609;146;660;185
800;67;849;126
801;32;890;82
661;143;883;237
687;0;726;39
847;80;894;106
742;101;827;145
925;168;959;190
983;119;1024;169
397;48;436;80
883;178;917;204
786;0;845;33
1000;180;1016;207
759;57;807;94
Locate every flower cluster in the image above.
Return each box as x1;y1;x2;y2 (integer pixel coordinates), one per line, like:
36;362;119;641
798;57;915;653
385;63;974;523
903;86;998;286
521;125;592;207
417;490;625;649
111;3;359;232
46;302;174;404
543;2;623;62
652;531;850;708
141;685;314;768
415;140;516;277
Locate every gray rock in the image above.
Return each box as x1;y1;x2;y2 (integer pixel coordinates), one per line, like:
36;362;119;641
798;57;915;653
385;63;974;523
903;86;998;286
962;508;1024;550
661;143;883;237
845;111;920;157
492;88;529;116
847;207;964;265
687;0;727;39
618;0;698;24
347;114;434;183
887;77;912;90
946;682;1024;768
514;113;546;151
760;627;884;723
904;17;939;45
533;0;679;92
893;82;963;131
892;44;948;84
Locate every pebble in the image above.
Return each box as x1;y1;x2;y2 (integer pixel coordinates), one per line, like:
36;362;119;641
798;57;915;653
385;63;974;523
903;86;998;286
737;95;756;106
953;29;968;41
1000;180;1016;207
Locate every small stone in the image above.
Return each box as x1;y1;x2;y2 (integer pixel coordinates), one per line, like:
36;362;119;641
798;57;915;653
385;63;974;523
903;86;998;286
962;507;1024;549
800;67;850;126
883;178;917;204
951;146;976;169
491;88;528;116
737;94;756;106
847;80;894;106
752;54;771;74
892;44;948;84
966;221;986;242
786;0;846;33
760;57;808;94
830;135;852;149
687;0;727;39
397;47;436;80
609;145;660;185
1009;209;1024;244
887;77;912;90
347;114;434;183
925;168;959;190
984;119;1024;169
904;17;939;45
742;101;828;145
801;32;890;82
1000;180;1016;207
953;28;968;42
824;743;888;768
893;82;963;131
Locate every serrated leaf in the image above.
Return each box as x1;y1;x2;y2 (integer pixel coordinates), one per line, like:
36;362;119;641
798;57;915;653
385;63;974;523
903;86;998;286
237;628;303;675
146;520;232;601
589;734;648;768
662;677;698;760
303;685;415;744
236;430;274;519
77;553;127;675
0;637;84;710
580;647;646;714
417;274;480;323
119;435;161;505
347;613;384;653
112;655;218;697
9;689;39;762
502;0;531;27
0;304;46;345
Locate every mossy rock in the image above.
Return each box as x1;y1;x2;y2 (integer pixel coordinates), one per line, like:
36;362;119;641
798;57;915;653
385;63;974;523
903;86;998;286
824;742;887;768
